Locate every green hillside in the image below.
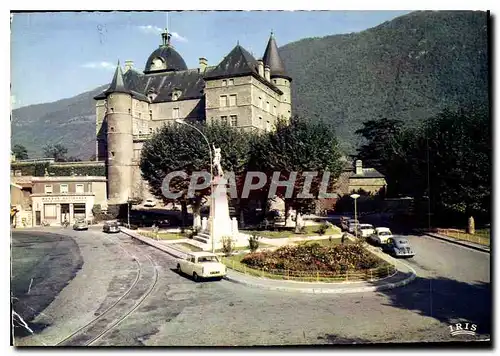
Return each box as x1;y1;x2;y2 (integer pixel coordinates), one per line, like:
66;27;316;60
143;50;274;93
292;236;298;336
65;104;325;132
11;11;488;159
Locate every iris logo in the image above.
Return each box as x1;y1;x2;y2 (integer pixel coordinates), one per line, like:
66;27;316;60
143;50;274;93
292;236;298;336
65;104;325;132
449;322;478;336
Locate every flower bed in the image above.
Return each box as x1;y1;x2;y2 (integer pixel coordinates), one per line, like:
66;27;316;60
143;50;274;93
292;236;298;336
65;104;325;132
221;242;395;282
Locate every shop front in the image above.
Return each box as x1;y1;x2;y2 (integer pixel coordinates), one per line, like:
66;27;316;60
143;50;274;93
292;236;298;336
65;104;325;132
31;194;95;226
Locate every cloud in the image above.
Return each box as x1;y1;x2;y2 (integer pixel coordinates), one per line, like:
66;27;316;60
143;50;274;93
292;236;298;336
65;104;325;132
137;25;187;42
81;61;116;71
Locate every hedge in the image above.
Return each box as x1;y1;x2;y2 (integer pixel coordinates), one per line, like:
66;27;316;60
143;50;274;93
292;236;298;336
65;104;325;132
11;162;106;177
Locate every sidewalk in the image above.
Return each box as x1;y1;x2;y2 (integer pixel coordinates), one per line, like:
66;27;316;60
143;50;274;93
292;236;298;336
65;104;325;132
424;232;490;253
122;227;416;294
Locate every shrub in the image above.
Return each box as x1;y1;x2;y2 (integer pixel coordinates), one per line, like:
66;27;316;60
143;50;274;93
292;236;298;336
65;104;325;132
241;243;381;273
248;233;260;252
221;236;234;256
316;222;330;235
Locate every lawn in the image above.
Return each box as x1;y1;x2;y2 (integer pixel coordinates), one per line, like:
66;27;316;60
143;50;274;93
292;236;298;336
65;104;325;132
441;228;490;246
139;231;185;240
242;225;341;239
298;238;351;247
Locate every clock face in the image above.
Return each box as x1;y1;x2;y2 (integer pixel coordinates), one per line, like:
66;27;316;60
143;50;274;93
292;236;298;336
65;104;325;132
151;58;165;70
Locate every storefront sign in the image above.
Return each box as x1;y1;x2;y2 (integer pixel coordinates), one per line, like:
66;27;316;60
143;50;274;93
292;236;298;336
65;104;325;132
40;196;89;203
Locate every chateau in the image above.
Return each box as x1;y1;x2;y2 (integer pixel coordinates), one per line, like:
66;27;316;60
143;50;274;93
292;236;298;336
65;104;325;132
94;29;292;205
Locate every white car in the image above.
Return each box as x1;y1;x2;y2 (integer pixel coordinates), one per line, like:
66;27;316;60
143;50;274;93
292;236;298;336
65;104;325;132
176;252;227;282
371;227;393;245
144;199;157;207
355;223;375;238
347;219;360;233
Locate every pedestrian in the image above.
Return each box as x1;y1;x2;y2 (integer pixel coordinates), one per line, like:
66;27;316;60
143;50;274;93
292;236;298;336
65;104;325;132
341;233;346;244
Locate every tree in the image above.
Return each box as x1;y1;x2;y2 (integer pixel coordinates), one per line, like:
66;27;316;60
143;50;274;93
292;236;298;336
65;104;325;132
140;121;252;230
43;144;68;162
12;144;28;160
255;116;344;232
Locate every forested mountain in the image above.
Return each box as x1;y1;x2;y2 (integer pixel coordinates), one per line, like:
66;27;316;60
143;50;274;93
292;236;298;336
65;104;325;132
11;11;488;159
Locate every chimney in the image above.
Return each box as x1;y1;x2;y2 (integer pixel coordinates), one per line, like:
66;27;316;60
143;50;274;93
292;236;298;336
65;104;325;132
257;59;264;77
199;57;208;73
355;160;363;175
124;60;134;73
264;65;271;81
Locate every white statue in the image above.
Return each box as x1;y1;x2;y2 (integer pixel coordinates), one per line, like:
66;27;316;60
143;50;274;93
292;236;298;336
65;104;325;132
213;144;224;177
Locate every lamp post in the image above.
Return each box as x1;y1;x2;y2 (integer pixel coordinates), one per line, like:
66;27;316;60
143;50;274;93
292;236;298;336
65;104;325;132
175;119;214;253
350;193;360;239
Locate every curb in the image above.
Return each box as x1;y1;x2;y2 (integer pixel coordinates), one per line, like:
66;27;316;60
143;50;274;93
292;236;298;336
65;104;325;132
223;267;416;294
424;233;490;254
121;228;187;259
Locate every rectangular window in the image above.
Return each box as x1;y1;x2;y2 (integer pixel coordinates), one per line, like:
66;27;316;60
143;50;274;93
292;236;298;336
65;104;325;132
266;101;270;112
76;184;84;194
44;204;57;218
230;115;238;127
44;184;53;194
73;203;86;219
60;184;68;194
219;95;228;107
172;108;180;119
273;105;277;115
229;79;234;86
259;117;263;127
266;120;270;131
220;116;228;124
229;94;237;107
258;97;262;108
222;80;227;87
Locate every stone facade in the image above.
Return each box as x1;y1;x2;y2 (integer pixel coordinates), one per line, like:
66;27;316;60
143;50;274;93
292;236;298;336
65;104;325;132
95;30;292;205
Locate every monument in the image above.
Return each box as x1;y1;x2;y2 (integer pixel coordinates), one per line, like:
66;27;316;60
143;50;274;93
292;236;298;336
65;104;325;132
194;145;247;251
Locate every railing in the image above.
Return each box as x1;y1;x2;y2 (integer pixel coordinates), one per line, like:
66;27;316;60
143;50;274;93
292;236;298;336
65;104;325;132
433;228;490;247
220;256;397;282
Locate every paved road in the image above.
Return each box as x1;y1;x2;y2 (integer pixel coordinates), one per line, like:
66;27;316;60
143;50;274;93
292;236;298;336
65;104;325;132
12;228;491;346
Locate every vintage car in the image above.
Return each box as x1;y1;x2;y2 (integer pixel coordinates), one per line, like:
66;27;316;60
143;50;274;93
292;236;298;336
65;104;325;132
103;221;120;233
355;223;375;238
347;219;360;233
370;227;393;245
73;219;88;231
176;251;227;282
144;199;157;207
381;237;415;258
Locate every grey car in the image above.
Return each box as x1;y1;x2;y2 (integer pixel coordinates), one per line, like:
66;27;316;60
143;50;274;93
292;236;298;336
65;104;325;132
73;219;88;231
382;237;415;258
103;221;120;233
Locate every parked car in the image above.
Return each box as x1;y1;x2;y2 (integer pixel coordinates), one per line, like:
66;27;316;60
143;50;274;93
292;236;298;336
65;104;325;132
176;252;227;282
103;221;120;233
144;199;157;207
355;223;375;238
370;227;393;245
73;219;88;231
347;219;360;233
381;237;415;258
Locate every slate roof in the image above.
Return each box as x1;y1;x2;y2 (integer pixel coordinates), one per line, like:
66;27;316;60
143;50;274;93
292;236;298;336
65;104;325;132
350;168;386;179
104;62;130;95
144;45;188;74
262;34;291;80
204;44;260;79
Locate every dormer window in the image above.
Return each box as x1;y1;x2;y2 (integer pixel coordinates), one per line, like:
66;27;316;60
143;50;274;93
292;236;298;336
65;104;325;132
151;57;166;71
172;89;182;101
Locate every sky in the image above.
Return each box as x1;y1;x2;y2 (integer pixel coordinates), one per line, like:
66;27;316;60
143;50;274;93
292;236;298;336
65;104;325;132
10;10;412;109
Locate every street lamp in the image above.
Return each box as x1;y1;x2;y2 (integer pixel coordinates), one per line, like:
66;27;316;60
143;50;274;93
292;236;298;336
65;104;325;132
350;193;360;239
175;119;215;253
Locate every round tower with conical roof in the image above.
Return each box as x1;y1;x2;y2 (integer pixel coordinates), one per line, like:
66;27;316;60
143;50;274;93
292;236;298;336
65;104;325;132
263;32;292;121
105;61;134;205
